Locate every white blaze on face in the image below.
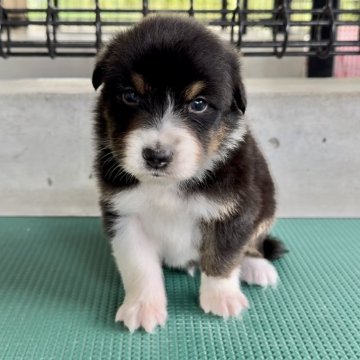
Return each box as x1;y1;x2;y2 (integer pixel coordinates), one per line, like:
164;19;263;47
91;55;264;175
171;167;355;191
123;98;203;182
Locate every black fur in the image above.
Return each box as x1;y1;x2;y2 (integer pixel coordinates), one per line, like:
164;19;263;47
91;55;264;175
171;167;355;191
262;236;288;260
193;132;280;275
99;199;120;238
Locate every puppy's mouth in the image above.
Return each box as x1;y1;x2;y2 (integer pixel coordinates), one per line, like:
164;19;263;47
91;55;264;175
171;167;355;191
150;171;165;178
147;165;175;180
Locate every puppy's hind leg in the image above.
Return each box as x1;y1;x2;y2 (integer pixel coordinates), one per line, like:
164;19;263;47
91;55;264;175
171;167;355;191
240;256;279;287
241;235;287;287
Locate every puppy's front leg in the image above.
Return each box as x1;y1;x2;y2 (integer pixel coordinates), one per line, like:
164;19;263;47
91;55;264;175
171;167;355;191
111;216;167;332
199;219;250;318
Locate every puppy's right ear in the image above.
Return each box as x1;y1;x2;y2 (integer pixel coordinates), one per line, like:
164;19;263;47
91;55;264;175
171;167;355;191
92;48;108;90
233;78;247;115
92;63;103;90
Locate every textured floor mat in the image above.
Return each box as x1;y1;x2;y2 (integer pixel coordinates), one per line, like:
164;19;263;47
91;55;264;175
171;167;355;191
0;218;359;359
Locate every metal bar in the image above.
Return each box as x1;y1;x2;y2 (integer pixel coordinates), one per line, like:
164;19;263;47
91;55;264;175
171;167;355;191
45;0;55;58
3;7;360;15
221;0;227;29
143;0;149;17
4;40;358;49
4;50;358;57
2;18;358;27
308;0;339;77
242;0;248;35
95;0;101;51
188;0;194;17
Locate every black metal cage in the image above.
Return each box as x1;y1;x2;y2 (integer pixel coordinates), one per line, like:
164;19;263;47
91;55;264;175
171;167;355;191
0;0;359;59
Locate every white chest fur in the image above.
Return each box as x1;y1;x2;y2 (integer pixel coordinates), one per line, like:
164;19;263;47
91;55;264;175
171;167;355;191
110;183;199;267
110;183;230;268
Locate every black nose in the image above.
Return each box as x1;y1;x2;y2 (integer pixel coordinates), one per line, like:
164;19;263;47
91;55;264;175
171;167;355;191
142;148;173;170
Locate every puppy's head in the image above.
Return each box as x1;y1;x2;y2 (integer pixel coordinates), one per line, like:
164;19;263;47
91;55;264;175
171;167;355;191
93;16;247;184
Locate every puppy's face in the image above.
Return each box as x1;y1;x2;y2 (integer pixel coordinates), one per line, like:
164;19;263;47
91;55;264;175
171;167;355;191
93;17;246;183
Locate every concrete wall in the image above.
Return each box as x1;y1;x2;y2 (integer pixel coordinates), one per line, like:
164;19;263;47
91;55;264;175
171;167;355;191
0;57;306;80
0;78;359;217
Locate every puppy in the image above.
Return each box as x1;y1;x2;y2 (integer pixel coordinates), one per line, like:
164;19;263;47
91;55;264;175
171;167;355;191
92;16;286;332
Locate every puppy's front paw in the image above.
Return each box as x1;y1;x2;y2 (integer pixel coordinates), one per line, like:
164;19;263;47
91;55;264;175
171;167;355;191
241;257;278;287
115;299;167;333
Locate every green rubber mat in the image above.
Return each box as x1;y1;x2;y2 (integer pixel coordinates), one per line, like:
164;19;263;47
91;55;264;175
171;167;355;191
0;218;359;359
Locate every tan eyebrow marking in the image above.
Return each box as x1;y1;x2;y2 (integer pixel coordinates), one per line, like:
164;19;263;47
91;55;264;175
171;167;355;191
131;73;147;95
184;81;206;101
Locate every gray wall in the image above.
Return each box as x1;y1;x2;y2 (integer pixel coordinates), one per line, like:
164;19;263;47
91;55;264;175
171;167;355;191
1;78;359;217
0;57;306;80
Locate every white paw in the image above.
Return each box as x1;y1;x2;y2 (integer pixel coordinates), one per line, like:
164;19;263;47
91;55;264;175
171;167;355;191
200;288;249;318
240;257;278;287
115;299;167;333
200;272;249;318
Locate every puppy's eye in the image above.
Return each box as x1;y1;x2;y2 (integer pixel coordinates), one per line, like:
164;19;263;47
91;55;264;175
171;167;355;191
122;89;139;105
189;98;207;113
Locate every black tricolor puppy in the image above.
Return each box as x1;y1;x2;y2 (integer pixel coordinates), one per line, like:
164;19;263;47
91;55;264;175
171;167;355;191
92;16;286;332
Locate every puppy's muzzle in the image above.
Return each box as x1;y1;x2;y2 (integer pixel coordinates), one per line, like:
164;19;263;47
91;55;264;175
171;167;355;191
142;147;173;170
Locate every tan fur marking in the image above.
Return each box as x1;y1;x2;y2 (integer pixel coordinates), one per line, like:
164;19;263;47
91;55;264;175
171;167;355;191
245;217;275;257
184;81;205;101
243;246;263;258
103;108;116;138
216;199;237;220
182;126;204;167
132;73;146;95
208;124;227;155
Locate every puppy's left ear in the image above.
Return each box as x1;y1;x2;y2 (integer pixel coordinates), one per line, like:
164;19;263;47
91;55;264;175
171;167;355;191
233;77;247;115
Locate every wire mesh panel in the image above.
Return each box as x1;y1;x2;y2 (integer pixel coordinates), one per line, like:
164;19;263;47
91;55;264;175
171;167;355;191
0;0;359;58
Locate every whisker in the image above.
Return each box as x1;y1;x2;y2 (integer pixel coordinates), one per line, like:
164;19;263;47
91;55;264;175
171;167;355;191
105;161;120;179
